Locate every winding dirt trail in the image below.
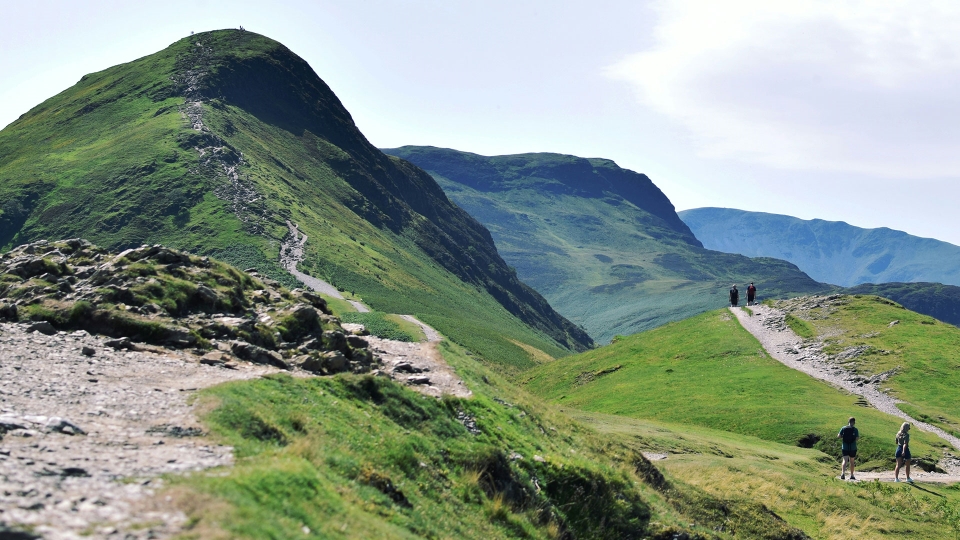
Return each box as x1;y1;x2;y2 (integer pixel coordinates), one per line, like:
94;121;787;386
730;304;960;480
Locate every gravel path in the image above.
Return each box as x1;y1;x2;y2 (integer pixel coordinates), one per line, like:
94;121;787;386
368;337;470;399
730;304;960;456
400;315;443;343
280;221;343;299
0;323;279;539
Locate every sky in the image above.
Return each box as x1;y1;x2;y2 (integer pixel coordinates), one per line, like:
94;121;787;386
2;0;959;244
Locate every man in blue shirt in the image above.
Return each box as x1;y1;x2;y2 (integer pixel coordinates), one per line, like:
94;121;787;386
838;417;860;480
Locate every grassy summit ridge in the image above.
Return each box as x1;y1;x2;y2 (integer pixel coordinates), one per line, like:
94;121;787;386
383;146;829;343
0;30;592;366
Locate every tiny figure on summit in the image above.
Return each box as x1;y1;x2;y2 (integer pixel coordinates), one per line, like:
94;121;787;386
838;417;859;480
894;422;913;483
747;282;757;305
729;284;739;307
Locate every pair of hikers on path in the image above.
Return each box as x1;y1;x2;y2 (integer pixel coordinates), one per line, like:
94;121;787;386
729;283;756;307
838;417;913;482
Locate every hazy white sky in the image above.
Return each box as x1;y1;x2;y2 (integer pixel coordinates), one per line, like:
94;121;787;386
2;1;958;244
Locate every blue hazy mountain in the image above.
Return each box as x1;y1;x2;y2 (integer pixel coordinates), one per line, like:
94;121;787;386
679;208;960;287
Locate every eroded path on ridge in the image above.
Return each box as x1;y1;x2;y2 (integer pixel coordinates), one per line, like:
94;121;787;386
280;221;467;398
730;304;960;479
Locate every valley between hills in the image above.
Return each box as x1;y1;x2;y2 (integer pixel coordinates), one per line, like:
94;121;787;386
3;29;960;540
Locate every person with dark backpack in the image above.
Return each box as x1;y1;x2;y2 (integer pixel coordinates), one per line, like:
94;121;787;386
729;284;739;307
838;417;860;480
747;282;757;305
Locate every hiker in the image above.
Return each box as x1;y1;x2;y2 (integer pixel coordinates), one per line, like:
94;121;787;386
729;284;739;307
894;422;913;483
838;417;859;480
747;282;757;305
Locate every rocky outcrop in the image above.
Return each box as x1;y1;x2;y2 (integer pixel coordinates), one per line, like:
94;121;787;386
0;239;378;375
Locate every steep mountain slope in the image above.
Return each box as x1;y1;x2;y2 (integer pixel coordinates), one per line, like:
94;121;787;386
0;30;592;365
384;146;828;342
680;207;960;287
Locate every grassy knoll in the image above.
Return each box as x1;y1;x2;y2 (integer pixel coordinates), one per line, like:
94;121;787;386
523;309;945;468
575;411;960;539
781;295;960;440
169;340;813;539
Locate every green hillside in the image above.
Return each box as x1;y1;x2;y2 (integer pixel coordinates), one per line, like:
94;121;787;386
523;309;945;469
0;30;591;367
173;338;814;539
776;294;960;440
680;207;960;287
383;147;829;343
845;282;960;327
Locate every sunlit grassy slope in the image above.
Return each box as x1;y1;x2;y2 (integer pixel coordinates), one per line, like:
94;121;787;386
523;309;946;469
174;331;960;539
780;294;960;441
576;411;960;539
0;30;592;368
172;340;813;540
383;146;830;343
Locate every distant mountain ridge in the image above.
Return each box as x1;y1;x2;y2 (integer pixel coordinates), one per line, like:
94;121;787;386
385;146;828;342
680;207;960;287
0;29;591;364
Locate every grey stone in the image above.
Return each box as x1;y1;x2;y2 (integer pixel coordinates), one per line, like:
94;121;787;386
346;335;368;349
0;303;18;321
26;321;56;335
321;351;349;373
81;346;96;357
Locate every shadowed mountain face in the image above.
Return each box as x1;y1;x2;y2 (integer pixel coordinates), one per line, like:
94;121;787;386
0;30;592;362
680;207;960;288
384;146;828;342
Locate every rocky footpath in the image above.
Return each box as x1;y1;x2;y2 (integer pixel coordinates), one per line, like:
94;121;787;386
0;321;280;539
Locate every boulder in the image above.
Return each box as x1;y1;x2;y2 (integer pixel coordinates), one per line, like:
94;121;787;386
200;351;229;366
299;290;328;312
321;350;349;373
322;330;347;352
230;340;288;369
346;335;369;349
195;284;219;304
0;303;17;322
105;337;135;350
341;323;368;336
26;321;56;335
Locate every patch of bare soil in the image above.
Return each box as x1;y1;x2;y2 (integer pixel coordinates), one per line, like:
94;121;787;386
0;322;280;539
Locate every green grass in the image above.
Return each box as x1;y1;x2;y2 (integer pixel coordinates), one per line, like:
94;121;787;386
523;309;946;467
340;311;416;342
785;295;960;441
784;313;815;338
170;340;812;539
575;411;960;539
